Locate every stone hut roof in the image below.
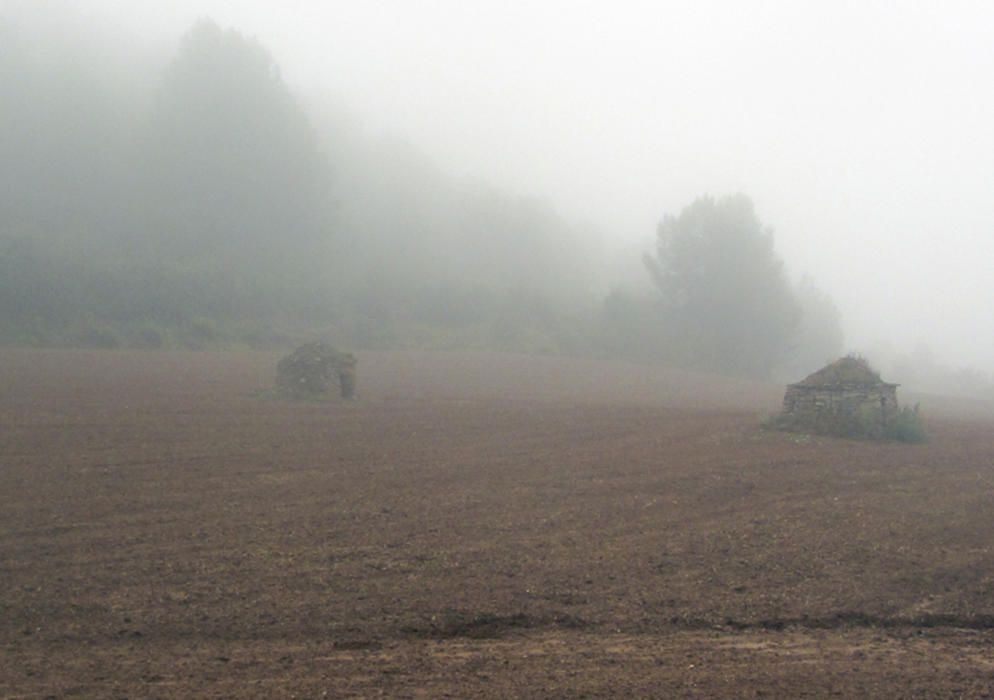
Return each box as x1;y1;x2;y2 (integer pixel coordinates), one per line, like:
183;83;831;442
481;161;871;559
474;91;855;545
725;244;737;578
792;356;897;388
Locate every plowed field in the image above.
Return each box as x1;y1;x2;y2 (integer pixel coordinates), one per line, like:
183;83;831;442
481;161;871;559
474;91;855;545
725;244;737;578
3;349;994;697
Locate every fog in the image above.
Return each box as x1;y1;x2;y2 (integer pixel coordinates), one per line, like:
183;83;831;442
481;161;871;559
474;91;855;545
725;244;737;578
3;1;993;384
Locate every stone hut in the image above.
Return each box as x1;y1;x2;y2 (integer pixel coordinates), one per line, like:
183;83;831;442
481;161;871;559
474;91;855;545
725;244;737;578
276;341;357;399
777;356;898;437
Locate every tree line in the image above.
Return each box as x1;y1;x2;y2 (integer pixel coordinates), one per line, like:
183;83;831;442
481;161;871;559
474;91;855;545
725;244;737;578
0;16;843;378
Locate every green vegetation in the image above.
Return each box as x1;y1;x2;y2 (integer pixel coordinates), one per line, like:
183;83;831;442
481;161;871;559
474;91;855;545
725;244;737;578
799;354;881;386
853;402;928;443
1;14;845;376
770;402;928;444
885;404;928;443
643;195;813;377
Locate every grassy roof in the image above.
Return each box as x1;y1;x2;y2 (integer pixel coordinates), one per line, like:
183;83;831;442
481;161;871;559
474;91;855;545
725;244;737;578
796;356;886;387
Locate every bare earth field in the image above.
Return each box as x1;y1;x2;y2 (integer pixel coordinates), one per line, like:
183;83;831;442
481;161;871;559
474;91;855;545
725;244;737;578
3;349;994;698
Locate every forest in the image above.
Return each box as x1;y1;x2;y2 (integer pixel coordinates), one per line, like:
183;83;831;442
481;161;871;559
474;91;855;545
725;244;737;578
1;17;844;379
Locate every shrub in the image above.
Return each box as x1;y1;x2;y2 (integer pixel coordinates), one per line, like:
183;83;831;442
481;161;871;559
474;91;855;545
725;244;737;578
132;324;170;349
75;324;121;349
184;316;221;349
769;399;927;443
885;404;927;443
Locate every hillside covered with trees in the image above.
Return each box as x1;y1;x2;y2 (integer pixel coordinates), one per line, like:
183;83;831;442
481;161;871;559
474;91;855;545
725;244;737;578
0;15;843;379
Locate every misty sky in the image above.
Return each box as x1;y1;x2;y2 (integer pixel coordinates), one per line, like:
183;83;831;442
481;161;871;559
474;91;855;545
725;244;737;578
8;0;994;369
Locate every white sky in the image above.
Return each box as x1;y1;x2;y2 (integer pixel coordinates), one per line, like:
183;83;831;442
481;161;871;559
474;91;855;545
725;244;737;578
10;0;994;369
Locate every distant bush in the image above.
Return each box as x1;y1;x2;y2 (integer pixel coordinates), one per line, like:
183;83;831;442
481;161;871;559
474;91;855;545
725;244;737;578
184;316;221;349
230;321;295;350
9;318;53;347
131;324;170;349
75;324;122;349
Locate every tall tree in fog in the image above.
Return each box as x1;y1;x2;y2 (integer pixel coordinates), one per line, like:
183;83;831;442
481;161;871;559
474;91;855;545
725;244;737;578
144;20;327;268
786;276;845;377
645;194;799;377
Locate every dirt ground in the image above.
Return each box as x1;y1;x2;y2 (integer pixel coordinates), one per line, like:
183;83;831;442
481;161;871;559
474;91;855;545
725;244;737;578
3;348;994;698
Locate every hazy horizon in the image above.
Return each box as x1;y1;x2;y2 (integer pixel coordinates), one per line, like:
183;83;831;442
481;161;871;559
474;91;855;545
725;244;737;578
5;0;993;372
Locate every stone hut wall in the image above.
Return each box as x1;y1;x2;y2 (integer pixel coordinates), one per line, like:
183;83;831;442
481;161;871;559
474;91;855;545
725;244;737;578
276;342;357;398
780;382;898;434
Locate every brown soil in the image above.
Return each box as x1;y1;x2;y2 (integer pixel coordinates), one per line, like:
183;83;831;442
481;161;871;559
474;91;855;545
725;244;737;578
3;348;994;698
